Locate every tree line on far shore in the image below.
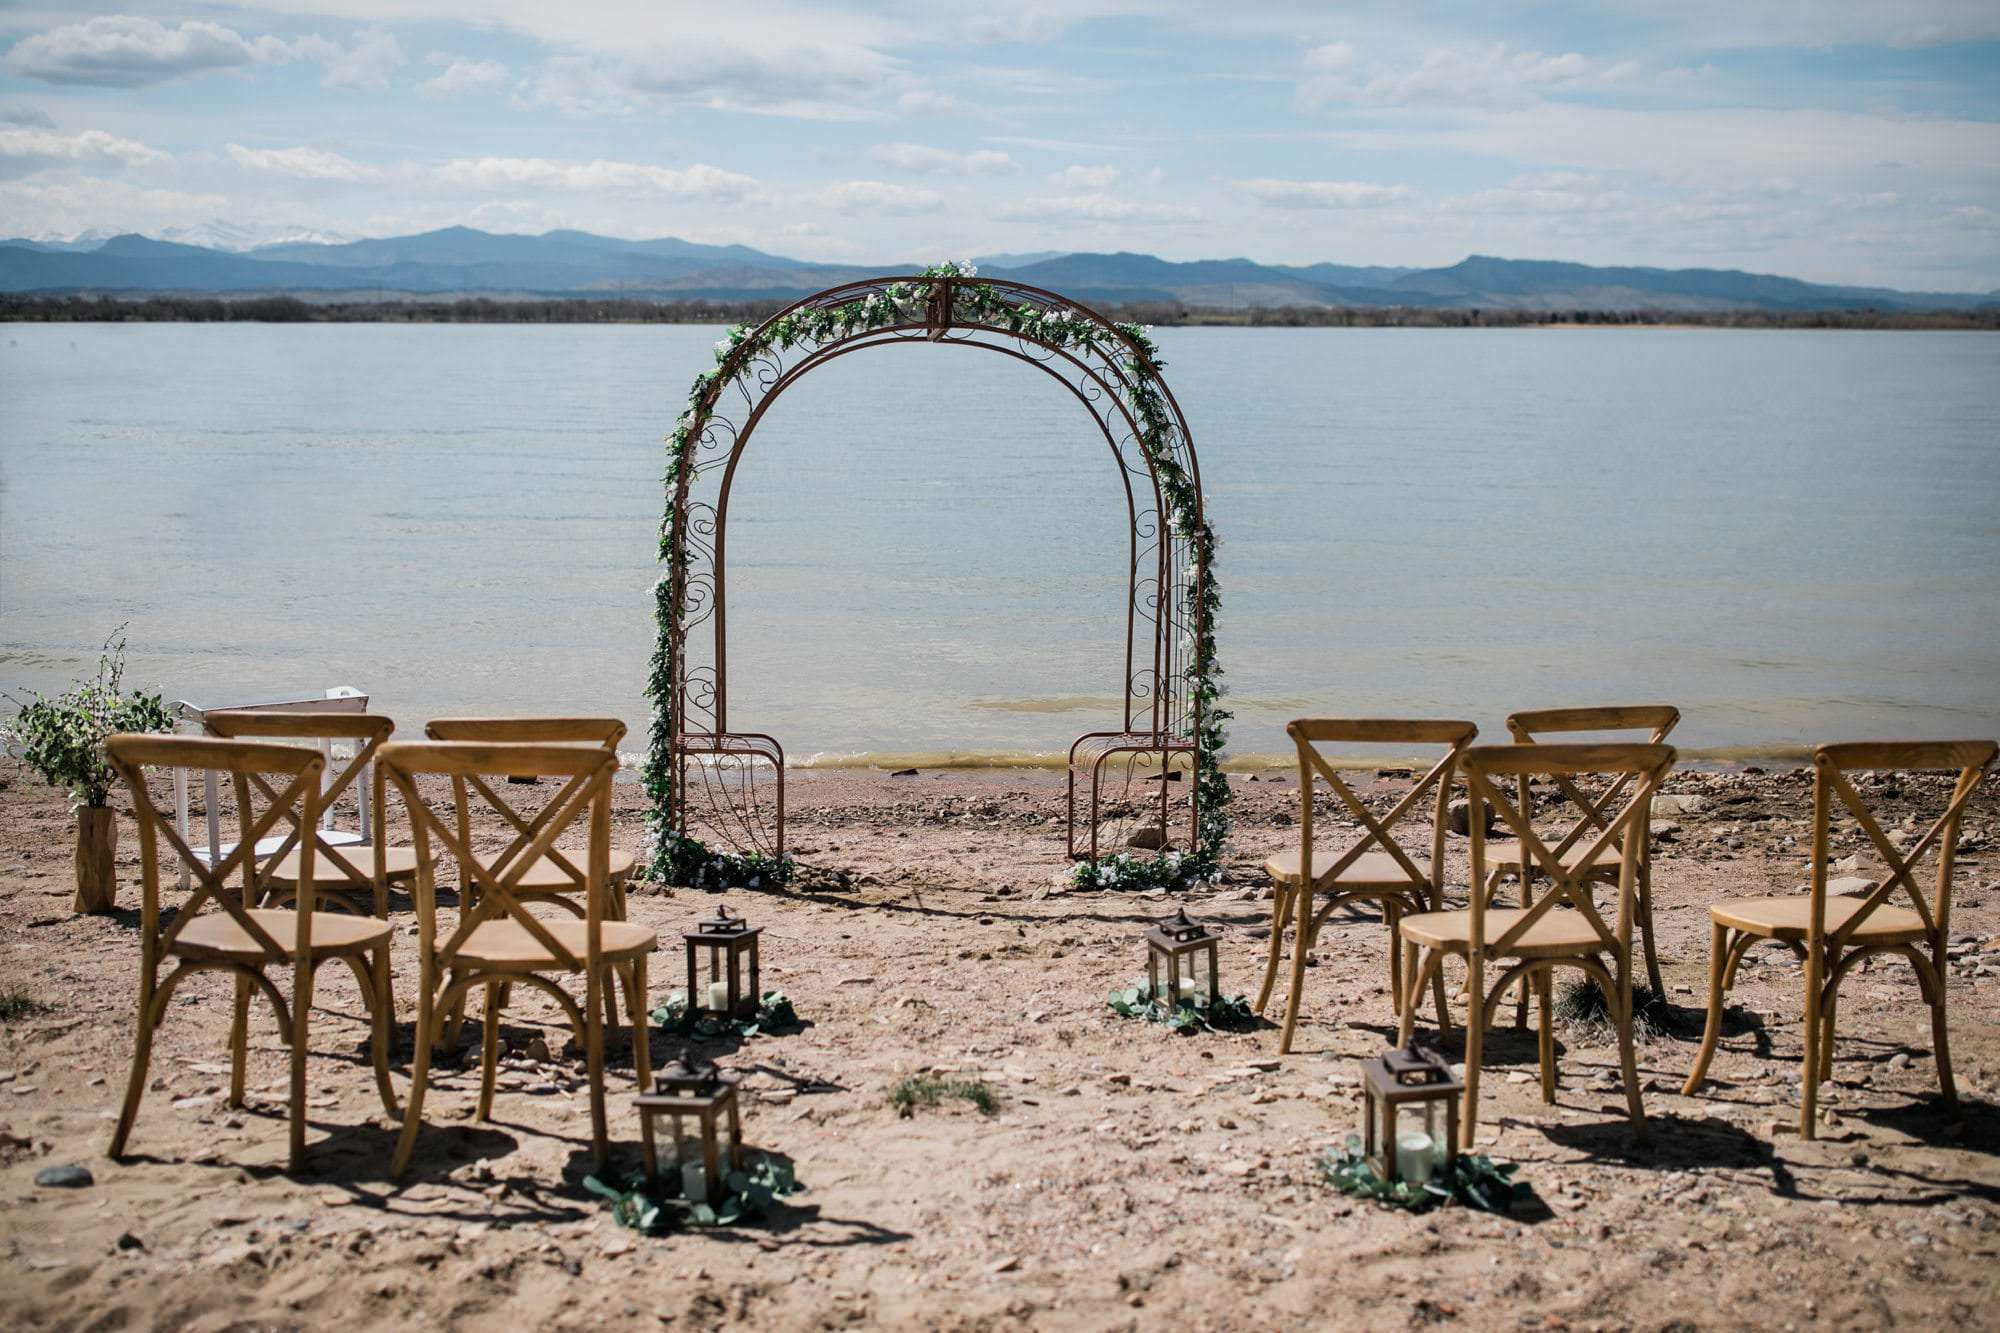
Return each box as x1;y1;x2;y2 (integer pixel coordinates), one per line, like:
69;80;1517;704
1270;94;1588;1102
2;292;1994;331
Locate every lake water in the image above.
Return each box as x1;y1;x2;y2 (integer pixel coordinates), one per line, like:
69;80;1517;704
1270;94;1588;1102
2;323;1996;766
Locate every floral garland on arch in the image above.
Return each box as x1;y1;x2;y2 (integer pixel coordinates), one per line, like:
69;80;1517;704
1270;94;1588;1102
645;263;1232;890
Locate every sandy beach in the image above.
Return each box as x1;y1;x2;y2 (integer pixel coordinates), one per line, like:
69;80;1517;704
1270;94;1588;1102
2;762;1997;1330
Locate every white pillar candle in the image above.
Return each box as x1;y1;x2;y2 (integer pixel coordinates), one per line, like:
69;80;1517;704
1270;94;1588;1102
681;1159;707;1202
1178;976;1201;999
707;981;730;1011
1395;1131;1435;1185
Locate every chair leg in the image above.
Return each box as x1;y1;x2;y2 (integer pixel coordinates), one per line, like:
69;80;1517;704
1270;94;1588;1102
1931;975;1958;1106
1461;953;1485;1150
1385;900;1404;1019
229;973;251;1109
288;952;314;1173
1637;861;1665;999
1277;882;1313;1055
1535;968;1556;1104
1254;884;1289;1014
1398;942;1422;1047
1800;955;1823;1140
1819;983;1839;1084
1683;920;1731;1096
391;980;438;1181
1513;871;1532;1029
476;981;501;1122
1614;958;1647;1142
369;948;400;1119
585;966;609;1172
632;957;657;1181
109;976;162;1160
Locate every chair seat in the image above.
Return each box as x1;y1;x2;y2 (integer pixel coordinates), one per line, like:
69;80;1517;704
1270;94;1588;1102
266;844;428;887
1480;839;1621;873
1401;907;1608;958
451;918;657;969
1711;893;1926;943
1264;848;1431;889
174;908;391;961
469;848;638;890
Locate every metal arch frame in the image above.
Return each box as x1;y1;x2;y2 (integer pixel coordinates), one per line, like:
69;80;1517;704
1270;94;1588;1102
661;274;1208;865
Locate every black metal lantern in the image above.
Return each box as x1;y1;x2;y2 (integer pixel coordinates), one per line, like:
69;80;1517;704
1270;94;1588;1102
636;1057;744;1204
1360;1041;1463;1186
684;905;762;1019
1145;907;1220;1007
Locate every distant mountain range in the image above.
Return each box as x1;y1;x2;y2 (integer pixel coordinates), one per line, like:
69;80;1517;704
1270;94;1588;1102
2;225;1994;313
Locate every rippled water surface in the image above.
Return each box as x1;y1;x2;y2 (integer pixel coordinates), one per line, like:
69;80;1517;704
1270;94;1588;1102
2;323;1995;763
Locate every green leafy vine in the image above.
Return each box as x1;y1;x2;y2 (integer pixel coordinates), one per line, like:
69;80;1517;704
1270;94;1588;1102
585;1151;804;1232
1320;1136;1526;1214
1106;979;1257;1034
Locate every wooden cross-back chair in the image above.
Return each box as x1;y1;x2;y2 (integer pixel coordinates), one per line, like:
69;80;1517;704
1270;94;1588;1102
1259;719;1477;1054
1399;742;1676;1148
1479;706;1680;1002
1682;739;1996;1138
381;740;656;1179
425;718;636;1042
200;711;425;917
106;734;397;1172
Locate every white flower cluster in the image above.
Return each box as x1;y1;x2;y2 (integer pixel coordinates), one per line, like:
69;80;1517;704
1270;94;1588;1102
953;259;977;277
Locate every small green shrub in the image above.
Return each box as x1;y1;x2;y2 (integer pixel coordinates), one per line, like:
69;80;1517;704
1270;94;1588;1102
0;986;55;1023
3;629;171;809
889;1075;999;1117
1554;977;1678;1042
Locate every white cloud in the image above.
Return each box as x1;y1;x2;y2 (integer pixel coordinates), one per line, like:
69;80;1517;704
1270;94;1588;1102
1304;41;1354;73
0;127;169;177
523;37;892;120
897;88;960;116
1303;43;1642;111
1002;193;1200;224
806;179;943;213
1232;178;1415;209
226;143;376;182
867;142;1016;176
298;27;405;90
434;155;759;199
1048;164;1118;189
419;55;507;99
3;16;292;88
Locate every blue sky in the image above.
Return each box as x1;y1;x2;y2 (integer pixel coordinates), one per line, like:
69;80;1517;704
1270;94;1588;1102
1;2;1996;289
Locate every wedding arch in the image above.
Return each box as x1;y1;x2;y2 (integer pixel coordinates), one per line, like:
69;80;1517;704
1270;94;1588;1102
644;264;1230;890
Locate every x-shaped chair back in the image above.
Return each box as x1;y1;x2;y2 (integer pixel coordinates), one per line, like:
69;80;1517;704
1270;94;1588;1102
1809;740;1997;953
107;734;326;964
1464;743;1676;959
379;740;617;978
425;718;625;897
202;710;394;902
1287;718;1479;902
1502;706;1679;866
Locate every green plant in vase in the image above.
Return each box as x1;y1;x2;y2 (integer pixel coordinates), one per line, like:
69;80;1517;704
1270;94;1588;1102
3;630;172;913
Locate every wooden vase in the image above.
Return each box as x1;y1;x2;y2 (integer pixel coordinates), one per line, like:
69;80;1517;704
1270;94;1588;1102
74;806;117;914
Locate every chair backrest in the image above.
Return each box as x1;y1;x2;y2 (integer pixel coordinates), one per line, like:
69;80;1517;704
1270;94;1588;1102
425;717;626;748
170;688;370;886
424;718;624;890
202;711;395;888
1808;740;1997;951
1462;743;1677;956
107;733;325;964
378;741;616;975
1502;706;1680;861
1285;719;1479;892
